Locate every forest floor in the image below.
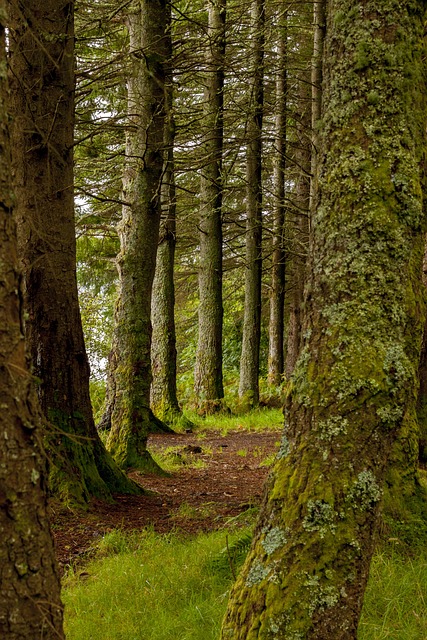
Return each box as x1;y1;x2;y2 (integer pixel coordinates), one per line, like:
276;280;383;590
52;428;281;571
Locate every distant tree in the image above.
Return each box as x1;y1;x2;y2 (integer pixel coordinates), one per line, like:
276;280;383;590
194;0;227;414
239;0;265;407
8;0;136;504
0;4;64;636
267;6;287;387
106;0;171;470
151;3;193;430
221;1;427;637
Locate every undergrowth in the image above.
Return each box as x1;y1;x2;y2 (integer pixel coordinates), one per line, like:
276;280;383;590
64;526;427;640
186;406;283;436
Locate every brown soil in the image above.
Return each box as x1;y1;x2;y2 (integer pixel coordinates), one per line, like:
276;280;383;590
52;429;280;571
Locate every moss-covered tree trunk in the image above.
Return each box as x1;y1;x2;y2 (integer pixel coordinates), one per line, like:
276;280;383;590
8;0;137;505
150;2;192;431
106;0;169;470
267;9;287;388
221;2;427;638
194;0;226;415
0;7;64;635
238;0;265;409
416;238;427;463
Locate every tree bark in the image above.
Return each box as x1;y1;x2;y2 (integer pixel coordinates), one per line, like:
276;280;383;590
106;0;170;470
194;0;226;415
267;8;287;388
284;77;311;378
239;0;265;408
0;6;64;635
151;2;193;431
8;0;136;504
221;2;427;637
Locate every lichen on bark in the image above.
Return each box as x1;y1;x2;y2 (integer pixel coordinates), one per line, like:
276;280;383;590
221;1;427;638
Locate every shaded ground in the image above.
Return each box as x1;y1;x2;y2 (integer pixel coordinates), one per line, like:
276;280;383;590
52;429;280;571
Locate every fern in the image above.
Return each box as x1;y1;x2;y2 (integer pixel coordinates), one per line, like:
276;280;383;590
208;530;253;580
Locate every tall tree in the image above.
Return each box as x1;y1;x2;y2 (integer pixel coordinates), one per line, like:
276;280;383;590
106;0;170;470
221;1;427;637
194;0;227;414
239;0;265;407
0;4;64;636
151;2;193;430
8;0;136;504
267;6;287;387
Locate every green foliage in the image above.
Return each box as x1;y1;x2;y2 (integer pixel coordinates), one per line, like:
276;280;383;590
63;528;427;640
185;407;283;436
64;530;237;640
359;548;427;639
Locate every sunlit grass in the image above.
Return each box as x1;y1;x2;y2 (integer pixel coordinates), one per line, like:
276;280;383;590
64;529;427;640
64;529;237;640
186;407;283;436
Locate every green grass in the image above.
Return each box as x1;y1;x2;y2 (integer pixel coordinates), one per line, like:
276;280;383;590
186;407;283;436
148;445;211;473
359;547;427;639
64;528;427;640
64;529;238;640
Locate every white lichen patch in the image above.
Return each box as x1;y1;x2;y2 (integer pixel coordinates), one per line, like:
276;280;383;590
277;433;290;460
245;560;271;587
346;470;382;510
261;527;288;555
317;416;349;441
302;500;336;538
304;574;340;616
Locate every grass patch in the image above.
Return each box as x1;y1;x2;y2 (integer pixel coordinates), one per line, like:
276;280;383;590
64;529;240;640
148;445;211;473
64;528;427;640
187;407;283;436
359;546;427;639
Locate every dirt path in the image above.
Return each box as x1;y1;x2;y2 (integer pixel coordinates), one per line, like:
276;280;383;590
52;429;280;570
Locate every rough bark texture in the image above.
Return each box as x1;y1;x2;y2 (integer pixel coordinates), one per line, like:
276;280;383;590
194;0;226;414
0;6;64;635
151;4;192;430
267;9;287;387
221;2;427;638
416;238;427;463
284;78;311;378
8;0;135;505
309;0;326;216
239;0;265;408
106;0;169;470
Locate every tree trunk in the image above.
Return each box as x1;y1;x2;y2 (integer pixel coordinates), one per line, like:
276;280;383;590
0;6;64;635
106;0;170;470
194;0;226;415
416;238;427;464
239;0;265;408
267;8;287;388
221;2;427;637
8;0;136;505
151;2;193;431
284;77;310;378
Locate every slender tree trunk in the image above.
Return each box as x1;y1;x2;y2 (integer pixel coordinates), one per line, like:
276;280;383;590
284;78;310;378
267;8;287;387
221;2;427;637
106;0;170;470
239;0;265;408
309;0;326;216
0;6;64;635
151;3;193;431
194;0;226;415
8;0;136;504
